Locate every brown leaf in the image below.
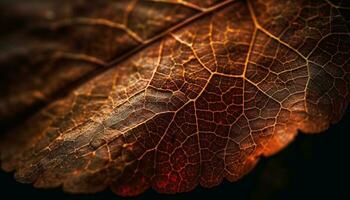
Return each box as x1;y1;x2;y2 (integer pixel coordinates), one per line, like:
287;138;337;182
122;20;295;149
0;0;349;196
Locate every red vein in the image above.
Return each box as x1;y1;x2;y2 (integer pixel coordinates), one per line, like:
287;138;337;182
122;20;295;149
107;0;235;67
149;0;207;12
51;18;144;44
52;52;107;66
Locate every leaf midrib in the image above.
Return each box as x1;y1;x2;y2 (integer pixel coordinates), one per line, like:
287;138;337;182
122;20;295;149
41;0;236;102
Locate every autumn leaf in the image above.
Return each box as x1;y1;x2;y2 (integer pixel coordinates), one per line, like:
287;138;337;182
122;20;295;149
0;0;349;196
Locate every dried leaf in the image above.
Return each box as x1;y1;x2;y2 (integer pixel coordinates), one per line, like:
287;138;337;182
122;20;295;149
0;0;349;196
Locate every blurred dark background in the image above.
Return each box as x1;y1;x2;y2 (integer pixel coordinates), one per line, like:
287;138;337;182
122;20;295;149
0;109;349;200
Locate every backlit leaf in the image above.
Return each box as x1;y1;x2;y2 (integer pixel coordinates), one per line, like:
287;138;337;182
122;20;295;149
0;0;349;196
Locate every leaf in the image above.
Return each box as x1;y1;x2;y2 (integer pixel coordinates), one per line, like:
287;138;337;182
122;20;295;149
0;0;349;196
0;0;201;123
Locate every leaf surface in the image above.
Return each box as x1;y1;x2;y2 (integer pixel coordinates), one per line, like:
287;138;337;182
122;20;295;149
0;0;349;196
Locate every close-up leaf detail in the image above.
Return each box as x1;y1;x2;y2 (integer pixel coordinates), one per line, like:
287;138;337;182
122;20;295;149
0;0;349;196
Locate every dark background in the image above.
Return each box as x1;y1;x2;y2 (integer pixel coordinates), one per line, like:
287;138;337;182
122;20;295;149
0;109;349;200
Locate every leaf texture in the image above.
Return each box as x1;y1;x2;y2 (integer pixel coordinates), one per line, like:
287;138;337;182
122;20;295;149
0;0;350;196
